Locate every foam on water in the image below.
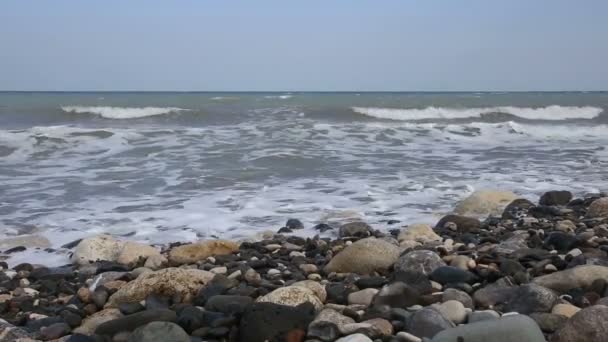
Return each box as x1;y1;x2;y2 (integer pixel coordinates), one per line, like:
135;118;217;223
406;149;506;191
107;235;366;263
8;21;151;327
61;106;188;119
352;105;603;121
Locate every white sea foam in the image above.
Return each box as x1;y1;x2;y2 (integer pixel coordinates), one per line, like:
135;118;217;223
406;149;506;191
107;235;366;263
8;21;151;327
264;95;293;99
61;106;188;119
352;105;603;121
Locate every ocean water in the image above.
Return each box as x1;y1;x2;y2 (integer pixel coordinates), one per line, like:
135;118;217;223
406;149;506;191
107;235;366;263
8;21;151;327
1;92;607;265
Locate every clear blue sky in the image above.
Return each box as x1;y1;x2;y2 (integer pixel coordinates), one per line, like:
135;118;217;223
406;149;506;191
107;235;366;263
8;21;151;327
1;0;607;91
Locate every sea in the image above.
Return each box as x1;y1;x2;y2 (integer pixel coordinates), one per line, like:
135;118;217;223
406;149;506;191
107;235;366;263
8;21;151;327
1;92;607;265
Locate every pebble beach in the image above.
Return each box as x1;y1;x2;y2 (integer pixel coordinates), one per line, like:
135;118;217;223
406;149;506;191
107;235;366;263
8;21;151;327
1;189;608;342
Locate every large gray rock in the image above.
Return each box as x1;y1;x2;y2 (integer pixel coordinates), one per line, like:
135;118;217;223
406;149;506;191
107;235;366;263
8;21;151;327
325;238;400;275
406;308;454;339
435;215;481;233
532;265;608;292
551;305;608;342
454;190;517;217
394;250;446;276
503;284;558;314
0;319;34;341
539;190;573;206
473;277;517;308
129;321;190;342
586;197;608;218
308;308;356;341
339;222;372;237
431;314;545;342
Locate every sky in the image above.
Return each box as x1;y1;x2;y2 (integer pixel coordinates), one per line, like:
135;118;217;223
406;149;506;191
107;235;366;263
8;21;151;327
1;0;607;91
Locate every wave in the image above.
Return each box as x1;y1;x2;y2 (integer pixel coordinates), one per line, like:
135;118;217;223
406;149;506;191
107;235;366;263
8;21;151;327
210;96;240;101
264;95;293;99
352;105;603;121
61;106;188;119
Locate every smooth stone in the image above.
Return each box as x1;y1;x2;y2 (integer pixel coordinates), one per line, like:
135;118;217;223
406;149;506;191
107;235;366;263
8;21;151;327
532;265;608;292
256;285;323;311
325;238;400;275
40;322;71;340
396;331;422;342
308;308;355;341
551;305;608;342
397;224;441;244
529;312;568;333
429;266;476;285
336;333;373;342
395;250;446;276
441;288;473;309
347;288;378;307
406;308;454;339
205;295;253;315
473;277;517;308
238;302;315;342
449;255;472;271
292;280;327;303
285;218;304;230
431;314;545;342
89;271;128;292
0;320;34;340
372;281;421;308
453;190;517;217
556;220;577;233
551;303;580;318
585;197;608;218
73;308;123;335
106;268;214;307
168;240;239;265
118;302;144;315
95;309;177;335
539;190;573;206
339;222;372;237
71;235;123;265
467;310;500;323
503;284;558;314
129;321;190;342
435;215;481;233
432;300;467;324
495;232;529;254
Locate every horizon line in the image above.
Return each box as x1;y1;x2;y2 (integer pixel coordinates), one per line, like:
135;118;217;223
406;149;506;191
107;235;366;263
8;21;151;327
1;90;607;93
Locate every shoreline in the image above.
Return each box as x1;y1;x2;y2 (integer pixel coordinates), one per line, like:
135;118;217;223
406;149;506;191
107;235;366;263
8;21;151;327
0;189;607;341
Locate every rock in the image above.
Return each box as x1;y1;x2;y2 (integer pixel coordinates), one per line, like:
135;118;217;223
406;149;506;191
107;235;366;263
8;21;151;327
40;322;71;340
398;224;441;244
431;314;545;342
285;218;304;230
372;282;421;308
529;312;568;333
336;333;373;342
432;300;467;324
449;255;472;271
586;197;608;218
454;190;518;217
540;190;573;206
115;242;160;266
339;222;372;237
308;308;355;341
324;238;400;275
556;220;577;233
168;240;239;265
435;215;481;233
73;308;123;335
394;250;446;275
94;309;177;335
442;288;473;309
467;310;500;323
429;266;476;285
71;235;123;265
205;295;253;315
143;254;167;270
292;280;327;303
239;302;315;342
244;268;262;286
0;234;51;250
406;308;454;339
551;305;608;342
106;268;214;307
0;320;34;340
504;284;558;314
257;286;323;311
502;198;536;219
396;331;423;342
473;277;517;308
551;303;580;318
347;288;378;306
345;318;393;337
532;265;608;292
495;231;529;254
129;321;190;342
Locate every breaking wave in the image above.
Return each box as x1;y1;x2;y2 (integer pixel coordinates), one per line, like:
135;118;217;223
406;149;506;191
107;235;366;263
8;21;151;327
352;105;603;121
61;106;188;119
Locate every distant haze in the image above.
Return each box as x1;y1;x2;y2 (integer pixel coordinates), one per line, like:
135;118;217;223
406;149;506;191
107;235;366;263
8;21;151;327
1;0;607;91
